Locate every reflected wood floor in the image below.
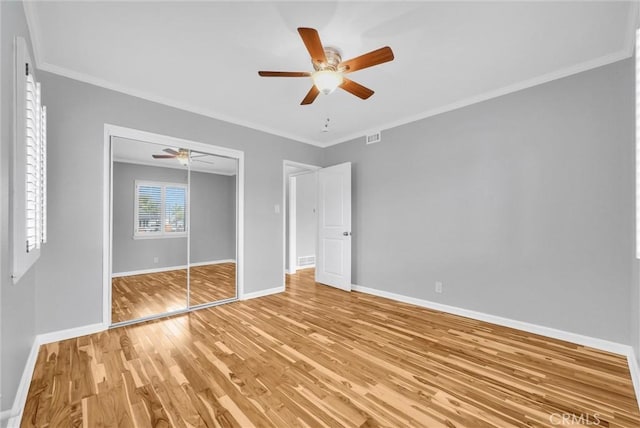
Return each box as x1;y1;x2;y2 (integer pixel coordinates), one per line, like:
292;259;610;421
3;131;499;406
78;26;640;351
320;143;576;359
190;263;236;306
112;269;188;323
25;269;640;427
112;263;236;323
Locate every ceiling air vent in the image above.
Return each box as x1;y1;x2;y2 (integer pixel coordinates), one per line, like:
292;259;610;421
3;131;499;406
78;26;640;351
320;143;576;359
366;131;381;144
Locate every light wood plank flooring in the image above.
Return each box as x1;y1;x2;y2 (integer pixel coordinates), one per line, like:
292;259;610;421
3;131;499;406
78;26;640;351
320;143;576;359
25;269;640;427
112;263;236;323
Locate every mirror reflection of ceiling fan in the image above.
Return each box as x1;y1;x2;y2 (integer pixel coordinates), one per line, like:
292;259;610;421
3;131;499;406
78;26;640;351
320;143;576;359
151;148;216;167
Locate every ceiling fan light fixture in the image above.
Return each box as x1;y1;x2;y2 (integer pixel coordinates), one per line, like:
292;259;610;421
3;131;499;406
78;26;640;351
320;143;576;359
312;70;343;95
177;153;190;166
258;28;393;105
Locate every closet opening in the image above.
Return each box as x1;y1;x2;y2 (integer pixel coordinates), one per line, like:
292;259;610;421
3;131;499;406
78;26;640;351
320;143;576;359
103;125;244;327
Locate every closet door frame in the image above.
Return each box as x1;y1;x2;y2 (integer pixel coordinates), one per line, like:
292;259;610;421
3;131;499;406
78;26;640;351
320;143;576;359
103;124;244;327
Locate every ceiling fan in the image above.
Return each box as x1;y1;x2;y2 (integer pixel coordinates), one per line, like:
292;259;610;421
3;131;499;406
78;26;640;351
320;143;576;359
258;27;394;105
152;148;216;167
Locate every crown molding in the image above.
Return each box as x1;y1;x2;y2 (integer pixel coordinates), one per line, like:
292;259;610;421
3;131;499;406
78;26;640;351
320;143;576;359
42;61;324;147
322;47;633;147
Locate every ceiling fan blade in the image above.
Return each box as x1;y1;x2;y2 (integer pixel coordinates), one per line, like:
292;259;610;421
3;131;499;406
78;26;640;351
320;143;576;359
298;27;327;65
258;71;311;77
163;148;179;155
340;78;374;100
340;46;394;74
152;154;176;159
301;86;320;105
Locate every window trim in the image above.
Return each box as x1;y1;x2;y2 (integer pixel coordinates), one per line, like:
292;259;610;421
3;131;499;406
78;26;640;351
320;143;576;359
133;180;188;239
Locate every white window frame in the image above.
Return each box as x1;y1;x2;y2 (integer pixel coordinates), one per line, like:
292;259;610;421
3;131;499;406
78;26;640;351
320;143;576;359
12;37;47;283
134;180;188;239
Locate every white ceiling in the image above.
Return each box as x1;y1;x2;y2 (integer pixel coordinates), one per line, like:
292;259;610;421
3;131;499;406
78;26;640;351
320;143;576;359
112;136;238;175
25;1;637;147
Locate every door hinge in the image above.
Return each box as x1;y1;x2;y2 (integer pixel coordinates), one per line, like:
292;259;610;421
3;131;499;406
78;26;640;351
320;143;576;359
25;63;29;76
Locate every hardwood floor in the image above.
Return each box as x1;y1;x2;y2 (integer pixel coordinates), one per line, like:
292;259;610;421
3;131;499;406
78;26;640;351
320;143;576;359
112;263;236;323
26;269;639;427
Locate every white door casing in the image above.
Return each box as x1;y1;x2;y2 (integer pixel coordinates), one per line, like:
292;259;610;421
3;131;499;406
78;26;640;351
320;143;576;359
288;176;297;275
316;162;351;291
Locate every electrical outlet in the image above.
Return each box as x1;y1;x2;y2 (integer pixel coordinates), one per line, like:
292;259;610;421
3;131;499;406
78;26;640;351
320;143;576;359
435;281;443;293
153;257;159;264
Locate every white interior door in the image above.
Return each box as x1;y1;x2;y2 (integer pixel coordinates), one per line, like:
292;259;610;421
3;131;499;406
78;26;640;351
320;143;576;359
316;162;351;291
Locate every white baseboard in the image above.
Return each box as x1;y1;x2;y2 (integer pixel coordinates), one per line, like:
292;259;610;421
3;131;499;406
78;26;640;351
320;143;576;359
241;286;285;301
112;259;236;277
112;264;187;278
285;265;314;274
37;322;107;345
189;259;235;267
2;322;108;426
628;349;640;408
2;337;40;427
296;264;315;270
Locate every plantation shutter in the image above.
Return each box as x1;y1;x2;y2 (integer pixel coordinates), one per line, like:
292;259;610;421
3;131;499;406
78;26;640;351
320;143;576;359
25;75;46;252
136;184;162;233
41;105;47;244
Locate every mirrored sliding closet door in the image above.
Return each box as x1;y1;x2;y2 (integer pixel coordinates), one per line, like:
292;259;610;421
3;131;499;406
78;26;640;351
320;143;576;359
188;151;238;307
111;137;189;324
110;136;240;326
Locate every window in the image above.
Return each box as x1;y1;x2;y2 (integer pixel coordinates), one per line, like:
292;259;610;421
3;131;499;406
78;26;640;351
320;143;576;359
12;37;47;282
134;181;187;238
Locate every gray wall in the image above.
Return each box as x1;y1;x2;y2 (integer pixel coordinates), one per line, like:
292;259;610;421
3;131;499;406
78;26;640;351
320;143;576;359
295;172;316;262
190;171;236;265
1;0;38;414
35;70;323;336
324;59;635;344
112;162;188;273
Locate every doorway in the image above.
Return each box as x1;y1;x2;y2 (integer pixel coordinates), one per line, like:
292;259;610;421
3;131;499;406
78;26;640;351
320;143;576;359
283;161;353;291
103;125;244;327
283;161;320;280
